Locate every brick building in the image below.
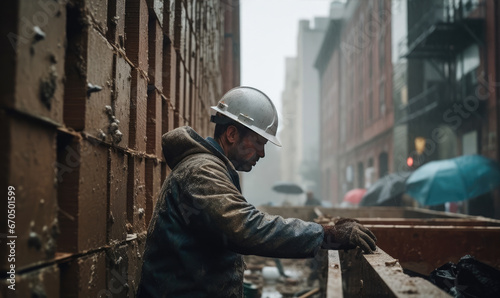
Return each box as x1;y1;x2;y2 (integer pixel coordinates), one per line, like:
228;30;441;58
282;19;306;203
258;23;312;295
0;0;240;296
316;0;394;205
398;0;500;215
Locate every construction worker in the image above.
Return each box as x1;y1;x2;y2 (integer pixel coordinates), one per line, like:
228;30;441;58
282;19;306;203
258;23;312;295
136;86;377;297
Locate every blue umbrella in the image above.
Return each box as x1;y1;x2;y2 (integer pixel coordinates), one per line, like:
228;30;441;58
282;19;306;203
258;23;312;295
406;155;500;206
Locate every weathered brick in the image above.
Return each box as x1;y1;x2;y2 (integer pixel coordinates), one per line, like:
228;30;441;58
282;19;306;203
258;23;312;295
181;5;189;62
184;72;192;124
129;69;148;152
0;112;58;271
175;59;185;117
57;135;108;253
146;0;164;27
145;158;161;226
191;87;198;129
127;156;146;233
107;0;126;47
127;234;146;296
164;0;175;40
108;148;128;243
146;89;162;156
60;252;106;298
173;0;186;60
184;0;193;24
85;0;109;35
0;264;60;298
125;0;149;71
64;24;114;140
189;30;197;79
162;38;177;103
112;54;132;148
148;16;163;91
161;162;168;185
105;244;129;297
161;95;175;135
0;0;66;124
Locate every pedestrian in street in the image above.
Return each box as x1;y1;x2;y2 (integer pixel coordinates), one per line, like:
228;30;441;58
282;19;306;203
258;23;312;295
136;86;377;297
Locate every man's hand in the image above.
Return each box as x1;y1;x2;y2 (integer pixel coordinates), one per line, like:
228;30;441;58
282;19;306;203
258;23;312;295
321;218;377;253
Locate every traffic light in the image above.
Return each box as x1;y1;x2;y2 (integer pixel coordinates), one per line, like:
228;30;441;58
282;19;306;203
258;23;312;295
407;152;425;169
406;156;414;167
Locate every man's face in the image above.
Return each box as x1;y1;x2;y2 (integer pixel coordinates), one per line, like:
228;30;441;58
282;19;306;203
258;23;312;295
228;130;267;172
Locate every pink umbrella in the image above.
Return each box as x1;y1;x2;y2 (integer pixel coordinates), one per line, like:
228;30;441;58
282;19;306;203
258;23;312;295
343;188;367;205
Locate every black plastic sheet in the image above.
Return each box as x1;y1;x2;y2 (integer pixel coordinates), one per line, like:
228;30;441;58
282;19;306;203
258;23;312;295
429;255;500;297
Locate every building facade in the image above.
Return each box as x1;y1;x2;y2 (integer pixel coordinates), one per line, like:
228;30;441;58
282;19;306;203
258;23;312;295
280;17;328;199
316;0;394;205
0;0;240;295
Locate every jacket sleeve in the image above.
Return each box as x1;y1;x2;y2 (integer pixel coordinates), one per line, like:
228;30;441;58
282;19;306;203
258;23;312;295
179;155;324;258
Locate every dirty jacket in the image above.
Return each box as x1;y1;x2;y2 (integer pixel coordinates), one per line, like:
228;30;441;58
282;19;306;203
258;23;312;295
137;126;324;298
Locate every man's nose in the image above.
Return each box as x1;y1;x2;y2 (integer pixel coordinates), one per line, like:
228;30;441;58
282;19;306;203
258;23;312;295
258;146;265;158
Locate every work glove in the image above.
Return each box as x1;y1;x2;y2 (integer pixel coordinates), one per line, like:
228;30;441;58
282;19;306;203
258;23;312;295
321;218;377;254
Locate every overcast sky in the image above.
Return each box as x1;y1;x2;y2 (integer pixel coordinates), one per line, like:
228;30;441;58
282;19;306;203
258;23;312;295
240;0;331;113
239;0;331;205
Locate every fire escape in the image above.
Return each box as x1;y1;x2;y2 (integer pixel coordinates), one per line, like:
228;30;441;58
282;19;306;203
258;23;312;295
397;0;486;124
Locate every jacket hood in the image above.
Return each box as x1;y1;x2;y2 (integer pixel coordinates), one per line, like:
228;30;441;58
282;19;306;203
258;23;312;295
162;126;224;170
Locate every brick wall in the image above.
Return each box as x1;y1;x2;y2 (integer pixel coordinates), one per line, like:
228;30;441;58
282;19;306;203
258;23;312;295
0;0;239;296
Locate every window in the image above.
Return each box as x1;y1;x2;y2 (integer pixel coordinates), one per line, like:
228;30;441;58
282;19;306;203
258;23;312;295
379;81;386;116
379;152;389;178
358;162;365;188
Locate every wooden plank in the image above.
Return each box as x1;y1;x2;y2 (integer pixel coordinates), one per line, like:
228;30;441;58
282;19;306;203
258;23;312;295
333;248;450;297
362;248;451;297
358;217;500;226
326;250;343;298
366;225;500;275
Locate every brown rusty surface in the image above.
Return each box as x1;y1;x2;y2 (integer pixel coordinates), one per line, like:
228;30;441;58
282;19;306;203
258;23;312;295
145;158;162;227
125;0;149;71
0;114;58;271
129;68;148;152
112;54;132;148
83;0;109;35
162;38;176;103
173;0;187;57
3;0;67;124
184;72;192;124
108;148;129;243
1;264;60;298
358;217;500;226
175;58;186;117
258;206;477;222
148;17;164;91
127;156;147;233
146;89;163;156
85;27;115;139
60;251;106;297
106;244;130;297
127;233;147;296
57;136;108;253
64;24;114;139
107;0;126;46
367;225;500;275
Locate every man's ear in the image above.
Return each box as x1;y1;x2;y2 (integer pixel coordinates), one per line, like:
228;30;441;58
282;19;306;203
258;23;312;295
225;125;240;145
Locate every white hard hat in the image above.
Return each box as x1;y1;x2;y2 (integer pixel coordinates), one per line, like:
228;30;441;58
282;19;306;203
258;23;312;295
211;86;281;146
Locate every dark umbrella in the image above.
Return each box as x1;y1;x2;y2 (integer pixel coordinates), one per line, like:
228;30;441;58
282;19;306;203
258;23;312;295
406;155;500;206
359;171;412;206
272;182;303;194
